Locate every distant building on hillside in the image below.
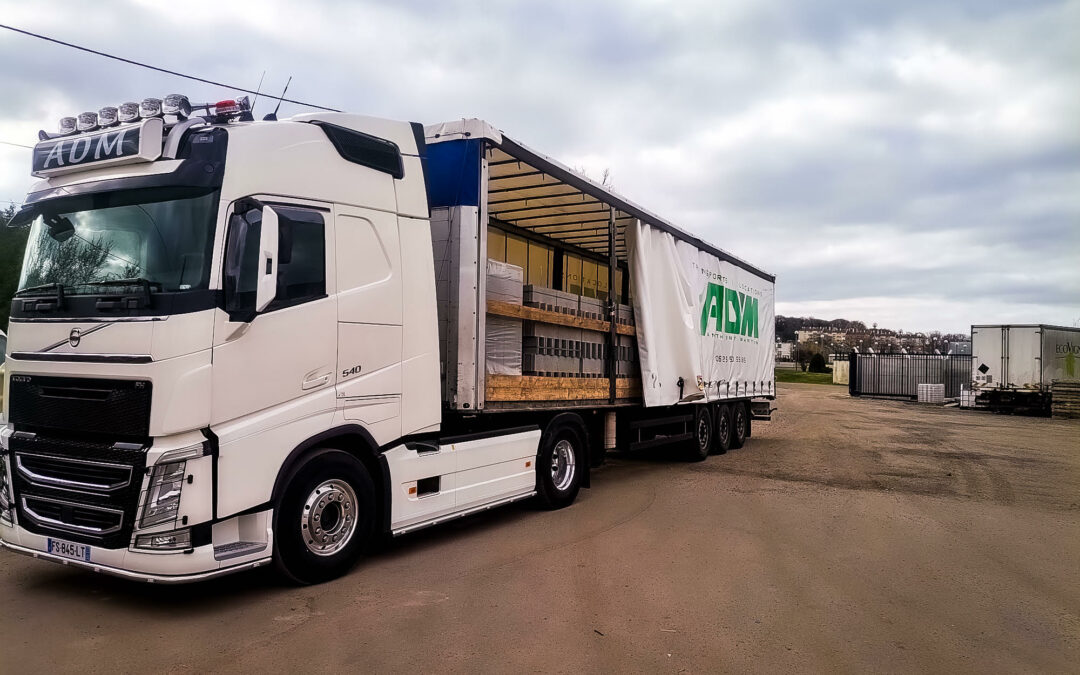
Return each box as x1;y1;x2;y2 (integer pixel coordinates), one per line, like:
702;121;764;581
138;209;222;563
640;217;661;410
776;341;795;360
948;341;972;355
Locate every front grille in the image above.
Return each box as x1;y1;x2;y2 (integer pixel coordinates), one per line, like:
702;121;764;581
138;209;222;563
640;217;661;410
11;433;147;548
8;375;152;440
17;453;134;492
21;495;124;535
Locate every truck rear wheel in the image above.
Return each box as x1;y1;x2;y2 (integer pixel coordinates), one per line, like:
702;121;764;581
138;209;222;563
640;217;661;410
713;404;732;455
730;402;749;449
274;448;375;585
536;424;584;509
686;405;713;462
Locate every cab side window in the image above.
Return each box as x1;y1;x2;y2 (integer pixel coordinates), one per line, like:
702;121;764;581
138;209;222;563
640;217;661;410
271;207;326;309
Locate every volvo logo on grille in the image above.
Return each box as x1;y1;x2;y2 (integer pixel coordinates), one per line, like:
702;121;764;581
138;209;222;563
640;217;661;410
69;328;82;348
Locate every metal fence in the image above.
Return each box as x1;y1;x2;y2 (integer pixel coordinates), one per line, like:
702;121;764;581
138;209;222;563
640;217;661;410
849;353;972;399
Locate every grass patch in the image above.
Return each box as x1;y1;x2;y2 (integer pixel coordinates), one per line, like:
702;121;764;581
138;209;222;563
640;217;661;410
775;370;839;385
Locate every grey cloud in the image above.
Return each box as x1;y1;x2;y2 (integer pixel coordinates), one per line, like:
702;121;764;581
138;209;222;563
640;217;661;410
0;0;1076;332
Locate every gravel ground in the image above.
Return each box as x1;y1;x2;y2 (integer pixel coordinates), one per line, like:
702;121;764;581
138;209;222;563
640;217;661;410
1;382;1077;673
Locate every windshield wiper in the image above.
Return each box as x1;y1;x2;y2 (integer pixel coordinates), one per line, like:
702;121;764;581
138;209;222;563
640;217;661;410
14;282;66;297
13;282;65;312
80;277;161;311
81;277;163;291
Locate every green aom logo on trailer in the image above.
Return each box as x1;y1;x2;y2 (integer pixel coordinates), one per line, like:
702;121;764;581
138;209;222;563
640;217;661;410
699;282;759;338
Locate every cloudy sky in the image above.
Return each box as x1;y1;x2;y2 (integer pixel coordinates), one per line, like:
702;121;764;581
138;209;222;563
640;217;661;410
1;0;1077;333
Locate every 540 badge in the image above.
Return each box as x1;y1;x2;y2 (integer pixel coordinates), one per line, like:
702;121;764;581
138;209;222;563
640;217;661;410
341;365;363;378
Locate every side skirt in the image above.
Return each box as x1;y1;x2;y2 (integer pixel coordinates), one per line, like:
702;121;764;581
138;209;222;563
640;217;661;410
391;491;536;537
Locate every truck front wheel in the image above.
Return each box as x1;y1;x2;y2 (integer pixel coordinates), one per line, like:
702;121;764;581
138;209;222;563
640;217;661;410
536;424;584;509
273;448;375;585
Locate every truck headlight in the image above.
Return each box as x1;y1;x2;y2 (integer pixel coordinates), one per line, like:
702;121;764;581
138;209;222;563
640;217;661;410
139;442;207;528
141;460;186;527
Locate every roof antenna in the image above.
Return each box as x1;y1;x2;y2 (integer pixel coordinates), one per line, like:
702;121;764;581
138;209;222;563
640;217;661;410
264;76;292;121
250;70;267;114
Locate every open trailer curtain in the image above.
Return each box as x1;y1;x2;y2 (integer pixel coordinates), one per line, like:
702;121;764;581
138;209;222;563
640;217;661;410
627;220;776;407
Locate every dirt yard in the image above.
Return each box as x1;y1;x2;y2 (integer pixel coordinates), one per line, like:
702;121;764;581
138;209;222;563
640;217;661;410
1;383;1077;673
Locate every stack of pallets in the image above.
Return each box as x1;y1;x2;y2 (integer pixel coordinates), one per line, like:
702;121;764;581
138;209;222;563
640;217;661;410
1051;380;1080;419
518;284;638;379
485;260;523;376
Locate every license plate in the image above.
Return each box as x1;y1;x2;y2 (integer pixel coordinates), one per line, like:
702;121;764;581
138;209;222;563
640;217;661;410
47;538;91;562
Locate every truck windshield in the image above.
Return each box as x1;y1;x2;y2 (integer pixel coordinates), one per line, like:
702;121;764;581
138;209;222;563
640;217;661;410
16;187;220;295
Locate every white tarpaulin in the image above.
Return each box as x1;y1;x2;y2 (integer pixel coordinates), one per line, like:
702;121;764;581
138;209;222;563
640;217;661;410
627;220;776;407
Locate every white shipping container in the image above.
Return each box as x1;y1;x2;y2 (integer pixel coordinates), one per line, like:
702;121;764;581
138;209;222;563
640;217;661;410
972;324;1080;392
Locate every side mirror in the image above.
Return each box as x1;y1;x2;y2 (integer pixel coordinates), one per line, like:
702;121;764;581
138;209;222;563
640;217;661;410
255;206;280;312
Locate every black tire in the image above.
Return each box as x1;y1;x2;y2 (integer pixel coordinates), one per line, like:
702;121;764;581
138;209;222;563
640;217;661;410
713;403;732;455
273;448;375;585
536;423;584;509
730;402;748;449
686;405;713;461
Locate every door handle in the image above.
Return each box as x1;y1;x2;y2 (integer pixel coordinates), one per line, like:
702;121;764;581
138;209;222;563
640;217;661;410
302;371;332;390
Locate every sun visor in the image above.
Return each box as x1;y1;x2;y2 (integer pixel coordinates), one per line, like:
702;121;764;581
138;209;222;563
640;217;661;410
31;118;164;178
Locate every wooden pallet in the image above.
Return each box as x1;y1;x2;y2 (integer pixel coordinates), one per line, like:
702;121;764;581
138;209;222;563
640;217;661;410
1051;380;1080;419
487;299;635;337
486;374;642;402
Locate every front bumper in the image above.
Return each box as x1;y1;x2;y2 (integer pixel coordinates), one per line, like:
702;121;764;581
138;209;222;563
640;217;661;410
0;518;272;584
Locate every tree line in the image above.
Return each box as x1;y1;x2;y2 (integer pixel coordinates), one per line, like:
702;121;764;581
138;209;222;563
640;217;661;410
0;204;31;332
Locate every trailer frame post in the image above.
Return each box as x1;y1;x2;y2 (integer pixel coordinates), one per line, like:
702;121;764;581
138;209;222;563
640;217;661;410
607;206;617;404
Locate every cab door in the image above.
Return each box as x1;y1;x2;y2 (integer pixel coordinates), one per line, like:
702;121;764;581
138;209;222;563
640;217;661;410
211;199;337;427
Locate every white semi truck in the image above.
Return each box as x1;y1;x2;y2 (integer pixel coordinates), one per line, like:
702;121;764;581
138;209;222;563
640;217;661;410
0;96;775;584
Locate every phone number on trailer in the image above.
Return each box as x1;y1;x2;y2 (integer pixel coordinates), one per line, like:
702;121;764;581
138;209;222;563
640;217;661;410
714;355;747;364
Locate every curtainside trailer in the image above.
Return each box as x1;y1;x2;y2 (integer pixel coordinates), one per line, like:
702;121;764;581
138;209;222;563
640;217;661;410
1;97;775;583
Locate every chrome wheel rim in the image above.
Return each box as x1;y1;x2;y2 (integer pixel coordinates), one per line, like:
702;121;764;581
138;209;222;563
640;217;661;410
697;414;712;452
300;479;358;557
551;439;577;492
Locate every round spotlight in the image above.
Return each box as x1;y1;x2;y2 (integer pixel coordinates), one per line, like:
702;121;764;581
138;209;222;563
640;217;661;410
98;106;119;127
57;117;77;135
76;112;99;133
118;102;141;123
163;94;191;117
139;97;163;118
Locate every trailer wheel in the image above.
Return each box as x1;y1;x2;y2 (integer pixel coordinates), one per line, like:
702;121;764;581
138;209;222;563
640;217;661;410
536;424;584;509
730;402;748;449
713;404;732;455
273;448;375;585
686;405;713;461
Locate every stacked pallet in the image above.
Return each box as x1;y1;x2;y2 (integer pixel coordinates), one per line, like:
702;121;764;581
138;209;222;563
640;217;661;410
1051;380;1080;419
485;260;523;376
518;283;638;379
